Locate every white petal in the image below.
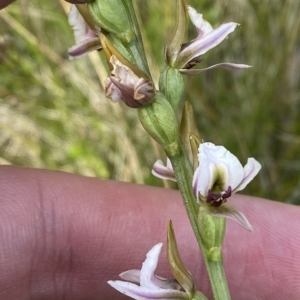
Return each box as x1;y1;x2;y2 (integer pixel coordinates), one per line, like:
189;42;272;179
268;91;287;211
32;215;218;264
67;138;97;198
187;6;213;38
140;243;163;289
180;63;251;74
208;204;253;231
192;159;219;198
234;158;261;193
68;5;96;44
152;159;176;182
108;280;188;300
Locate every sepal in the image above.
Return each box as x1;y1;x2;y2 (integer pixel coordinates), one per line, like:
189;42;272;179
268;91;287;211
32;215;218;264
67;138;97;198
159;66;184;110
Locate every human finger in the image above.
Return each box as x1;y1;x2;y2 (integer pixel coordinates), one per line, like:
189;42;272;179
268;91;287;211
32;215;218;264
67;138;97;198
0;166;299;299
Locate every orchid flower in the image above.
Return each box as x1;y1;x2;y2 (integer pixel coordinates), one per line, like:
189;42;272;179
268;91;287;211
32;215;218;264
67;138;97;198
105;55;155;108
173;6;250;74
192;142;261;230
68;4;102;59
152;142;261;230
108;243;190;300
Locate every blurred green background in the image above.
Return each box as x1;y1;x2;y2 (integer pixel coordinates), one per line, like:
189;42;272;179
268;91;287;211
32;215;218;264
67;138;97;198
0;0;299;203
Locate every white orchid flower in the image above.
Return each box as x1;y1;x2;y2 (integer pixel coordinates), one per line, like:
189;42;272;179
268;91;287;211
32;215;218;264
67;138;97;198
175;6;250;73
192;142;261;231
68;5;102;59
108;243;189;300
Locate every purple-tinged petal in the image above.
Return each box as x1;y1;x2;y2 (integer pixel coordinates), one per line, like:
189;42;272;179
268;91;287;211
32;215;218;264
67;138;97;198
68;5;97;44
187;6;213;38
120;270;181;291
192;160;216;199
208;204;253;231
152;159;176;182
108;280;188;300
68;37;102;59
105;56;155;108
176;22;238;68
234;158;261;193
68;5;101;59
180;63;251;74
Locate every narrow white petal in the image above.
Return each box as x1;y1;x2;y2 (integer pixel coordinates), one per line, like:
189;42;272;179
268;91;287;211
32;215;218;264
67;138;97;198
187;6;213;37
192;160;215;198
140;243;163;289
108;280;188;300
152;160;176;182
208;205;253;231
68;5;95;44
68;37;101;59
180;63;251;74
234;158;261;193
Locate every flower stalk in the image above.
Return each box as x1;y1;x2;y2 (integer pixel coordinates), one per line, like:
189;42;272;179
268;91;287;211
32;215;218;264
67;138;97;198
164;140;231;300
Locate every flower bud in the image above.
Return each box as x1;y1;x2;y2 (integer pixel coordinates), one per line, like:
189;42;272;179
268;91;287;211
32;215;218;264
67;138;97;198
138;92;180;147
159;66;184;110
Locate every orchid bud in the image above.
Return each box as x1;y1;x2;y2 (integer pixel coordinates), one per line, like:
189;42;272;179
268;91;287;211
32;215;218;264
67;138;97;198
159;66;184;110
138;92;180;147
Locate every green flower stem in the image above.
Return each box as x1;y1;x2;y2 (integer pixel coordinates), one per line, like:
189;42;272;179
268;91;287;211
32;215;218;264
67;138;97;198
121;0;151;77
164;140;231;300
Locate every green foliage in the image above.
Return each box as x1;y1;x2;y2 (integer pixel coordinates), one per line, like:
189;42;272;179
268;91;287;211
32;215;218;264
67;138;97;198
1;0;300;203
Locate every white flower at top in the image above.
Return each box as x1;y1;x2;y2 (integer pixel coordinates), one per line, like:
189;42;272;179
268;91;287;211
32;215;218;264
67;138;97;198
108;243;189;300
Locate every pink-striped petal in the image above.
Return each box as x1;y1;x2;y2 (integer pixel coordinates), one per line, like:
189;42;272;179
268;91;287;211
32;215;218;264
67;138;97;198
152;159;176;182
180;63;251;74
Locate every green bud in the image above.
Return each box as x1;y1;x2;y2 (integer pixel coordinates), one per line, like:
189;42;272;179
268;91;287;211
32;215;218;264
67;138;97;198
159;66;184;110
88;0;131;35
197;206;226;251
137;92;180;147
